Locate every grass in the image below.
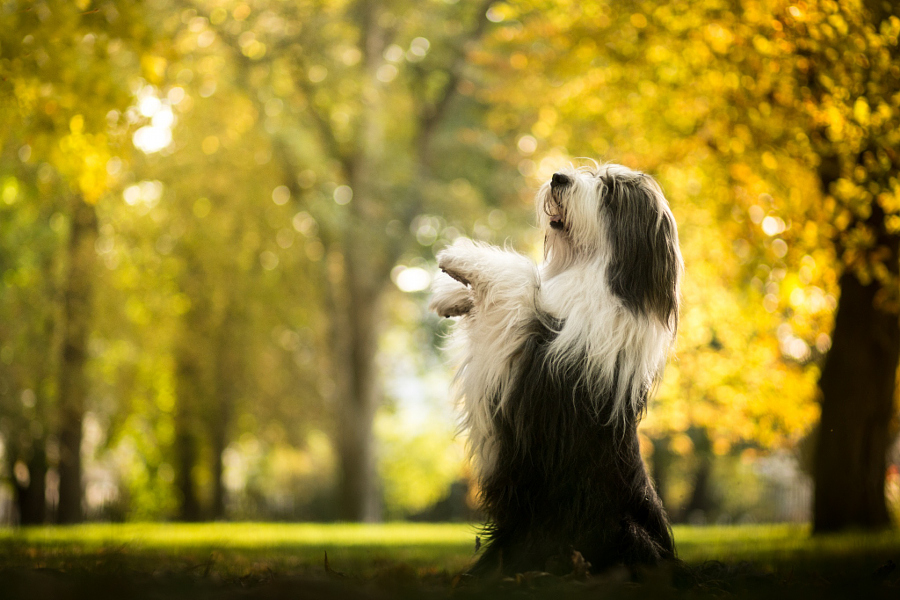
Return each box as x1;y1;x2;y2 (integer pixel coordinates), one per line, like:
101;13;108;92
2;523;900;597
0;522;479;575
676;523;900;561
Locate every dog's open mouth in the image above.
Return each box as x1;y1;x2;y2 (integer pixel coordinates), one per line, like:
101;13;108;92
546;194;566;231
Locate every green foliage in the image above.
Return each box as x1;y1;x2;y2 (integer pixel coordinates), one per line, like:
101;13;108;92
0;0;155;520
0;0;150;200
376;416;464;518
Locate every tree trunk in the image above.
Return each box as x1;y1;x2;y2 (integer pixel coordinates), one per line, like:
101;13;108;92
650;436;674;513
332;256;383;522
813;270;899;532
174;353;203;522
676;430;715;523
330;0;388;521
679;455;714;523
13;445;48;525
174;426;202;521
210;311;239;521
336;394;379;521
56;197;97;524
247;0;490;523
210;430;227;520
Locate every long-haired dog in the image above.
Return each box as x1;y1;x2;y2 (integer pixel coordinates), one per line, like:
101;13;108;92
430;163;682;576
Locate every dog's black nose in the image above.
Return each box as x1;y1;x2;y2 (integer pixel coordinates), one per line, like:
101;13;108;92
551;173;571;188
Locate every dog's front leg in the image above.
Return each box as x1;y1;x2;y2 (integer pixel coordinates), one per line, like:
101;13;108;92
436;238;540;315
429;271;474;317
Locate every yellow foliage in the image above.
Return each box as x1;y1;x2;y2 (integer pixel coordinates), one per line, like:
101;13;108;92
475;0;900;452
55;129;111;204
141;55;168;84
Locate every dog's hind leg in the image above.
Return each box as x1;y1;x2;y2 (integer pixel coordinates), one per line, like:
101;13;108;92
617;515;673;566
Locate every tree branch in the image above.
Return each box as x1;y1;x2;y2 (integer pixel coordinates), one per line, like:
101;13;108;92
183;0;351;173
416;0;495;154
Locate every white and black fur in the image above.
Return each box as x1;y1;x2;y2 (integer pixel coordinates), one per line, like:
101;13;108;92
430;163;682;576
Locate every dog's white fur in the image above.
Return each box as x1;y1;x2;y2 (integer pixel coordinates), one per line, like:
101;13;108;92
430;163;682;480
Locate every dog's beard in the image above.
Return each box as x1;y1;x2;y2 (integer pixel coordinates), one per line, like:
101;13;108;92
538;180;598;280
542;229;576;279
544;187;566;230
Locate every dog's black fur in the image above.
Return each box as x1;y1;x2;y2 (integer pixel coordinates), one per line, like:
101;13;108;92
602;174;681;329
468;315;674;577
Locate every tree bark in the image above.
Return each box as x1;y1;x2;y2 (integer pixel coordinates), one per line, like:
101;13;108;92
813;270;899;532
678;431;715;523
335;395;380;521
13;445;48;525
174;353;203;522
679;456;713;523
650;436;674;514
56;197;97;524
210;430;227;520
210;308;239;521
332;250;384;522
329;0;388;522
171;254;213;522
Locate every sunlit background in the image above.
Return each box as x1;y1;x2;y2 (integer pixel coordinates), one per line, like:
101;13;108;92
2;0;899;530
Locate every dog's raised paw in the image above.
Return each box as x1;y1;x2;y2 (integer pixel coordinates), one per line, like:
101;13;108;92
437;297;473;317
436;239;480;287
440;267;471;287
429;269;474;317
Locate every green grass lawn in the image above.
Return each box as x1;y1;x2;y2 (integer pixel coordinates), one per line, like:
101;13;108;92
0;522;480;575
2;523;900;597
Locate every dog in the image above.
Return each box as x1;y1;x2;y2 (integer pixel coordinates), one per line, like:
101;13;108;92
430;163;682;576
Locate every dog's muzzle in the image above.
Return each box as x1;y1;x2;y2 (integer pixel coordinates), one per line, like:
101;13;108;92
551;173;571;188
548;173;571;230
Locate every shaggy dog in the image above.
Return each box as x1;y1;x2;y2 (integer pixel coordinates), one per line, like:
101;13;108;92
430;163;682;576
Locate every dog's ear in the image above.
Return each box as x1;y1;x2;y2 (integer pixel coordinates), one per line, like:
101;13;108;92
602;175;681;330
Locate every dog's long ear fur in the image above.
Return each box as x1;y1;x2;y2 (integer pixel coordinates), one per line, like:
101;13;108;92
602;174;681;331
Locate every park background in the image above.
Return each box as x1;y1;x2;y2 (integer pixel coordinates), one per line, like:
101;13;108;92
1;0;900;550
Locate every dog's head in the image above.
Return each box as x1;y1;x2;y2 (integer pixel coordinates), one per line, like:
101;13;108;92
537;163;682;331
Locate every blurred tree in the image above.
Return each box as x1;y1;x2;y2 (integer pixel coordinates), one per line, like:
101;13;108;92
0;0;150;523
56;193;98;524
682;0;900;532
188;0;503;520
783;0;899;534
0;168;61;525
96;15;336;518
100;119;302;520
